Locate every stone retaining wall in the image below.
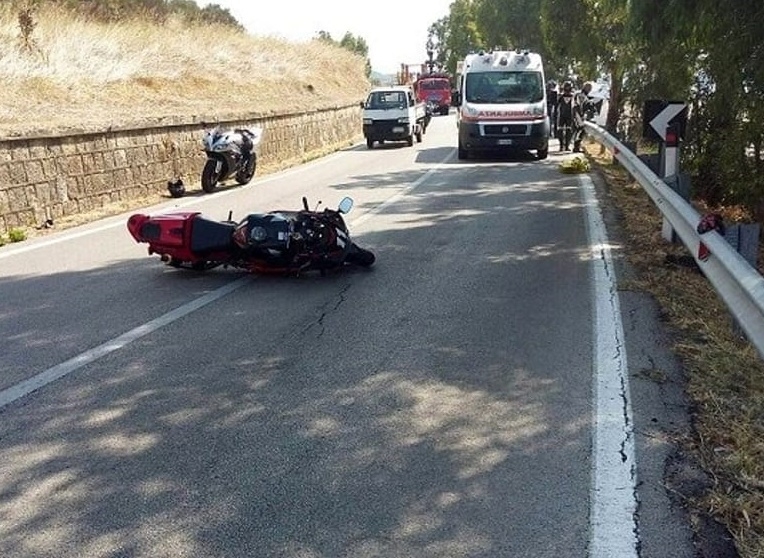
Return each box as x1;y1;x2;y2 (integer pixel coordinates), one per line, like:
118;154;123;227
0;104;361;234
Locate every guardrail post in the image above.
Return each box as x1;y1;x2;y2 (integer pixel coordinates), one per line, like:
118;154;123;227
724;223;761;337
724;223;760;268
637;153;660;174
661;173;691;243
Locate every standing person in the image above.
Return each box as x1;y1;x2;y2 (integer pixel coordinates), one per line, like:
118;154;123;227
546;80;558;139
572;81;594;153
556;81;575;151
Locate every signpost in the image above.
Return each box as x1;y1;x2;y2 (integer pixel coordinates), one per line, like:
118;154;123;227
643;100;688;242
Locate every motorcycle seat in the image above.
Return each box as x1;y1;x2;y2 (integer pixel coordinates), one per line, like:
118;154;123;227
190;216;236;253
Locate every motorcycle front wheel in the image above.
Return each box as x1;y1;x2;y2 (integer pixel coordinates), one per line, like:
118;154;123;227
346;243;375;267
201;159;223;193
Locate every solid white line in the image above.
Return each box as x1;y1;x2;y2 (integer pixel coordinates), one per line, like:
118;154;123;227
0;276;251;409
579;173;639;557
0;149;453;409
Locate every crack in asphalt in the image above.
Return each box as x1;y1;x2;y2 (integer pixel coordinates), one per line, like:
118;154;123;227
299;282;352;338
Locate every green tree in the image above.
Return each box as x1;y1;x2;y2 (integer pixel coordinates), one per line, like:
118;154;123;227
197;3;243;29
314;30;372;77
315;30;334;43
475;0;542;52
626;0;764;211
433;0;484;76
540;0;637;132
340;32;372;77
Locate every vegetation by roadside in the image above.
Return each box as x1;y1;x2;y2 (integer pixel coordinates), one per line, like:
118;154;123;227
583;140;764;558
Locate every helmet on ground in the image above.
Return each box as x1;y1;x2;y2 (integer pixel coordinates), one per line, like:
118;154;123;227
167;178;185;198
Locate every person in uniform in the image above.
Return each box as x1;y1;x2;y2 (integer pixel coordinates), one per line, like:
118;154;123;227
556;81;575;151
546;80;558;139
572;81;594;152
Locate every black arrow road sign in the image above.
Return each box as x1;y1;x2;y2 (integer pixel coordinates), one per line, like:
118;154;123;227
643;100;687;142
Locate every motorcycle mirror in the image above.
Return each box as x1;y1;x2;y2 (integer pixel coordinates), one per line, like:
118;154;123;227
338;197;354;214
302;197;309;211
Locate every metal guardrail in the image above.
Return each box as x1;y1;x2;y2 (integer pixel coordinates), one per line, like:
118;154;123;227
583;121;764;359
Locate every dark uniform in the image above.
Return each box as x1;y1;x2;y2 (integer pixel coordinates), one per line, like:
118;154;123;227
572;82;593;152
556;82;574;151
546;81;558;139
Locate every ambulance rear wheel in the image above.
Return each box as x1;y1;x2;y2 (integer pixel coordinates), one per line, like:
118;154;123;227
458;141;469;160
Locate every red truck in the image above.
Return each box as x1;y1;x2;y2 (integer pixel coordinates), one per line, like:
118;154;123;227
414;73;452;116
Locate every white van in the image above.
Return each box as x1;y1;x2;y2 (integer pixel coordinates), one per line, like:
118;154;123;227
360;86;427;149
454;49;549;160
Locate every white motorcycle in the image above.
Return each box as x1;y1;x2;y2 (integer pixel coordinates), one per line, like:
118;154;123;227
201;127;263;193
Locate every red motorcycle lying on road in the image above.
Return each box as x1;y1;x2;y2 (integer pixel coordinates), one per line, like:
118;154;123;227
127;196;375;275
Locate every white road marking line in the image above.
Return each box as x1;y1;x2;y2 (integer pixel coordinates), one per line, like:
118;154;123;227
579;174;639;557
0;277;251;409
0;149;454;409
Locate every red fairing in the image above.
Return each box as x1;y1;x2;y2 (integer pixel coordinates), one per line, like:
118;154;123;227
127;212;201;261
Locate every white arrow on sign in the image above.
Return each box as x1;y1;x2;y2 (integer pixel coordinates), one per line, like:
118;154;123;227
649;103;686;141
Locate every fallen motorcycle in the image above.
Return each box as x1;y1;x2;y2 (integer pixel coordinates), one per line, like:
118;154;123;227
127;196;375;275
201;127;263;193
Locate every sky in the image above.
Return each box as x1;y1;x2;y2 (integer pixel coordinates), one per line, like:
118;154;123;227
198;0;453;75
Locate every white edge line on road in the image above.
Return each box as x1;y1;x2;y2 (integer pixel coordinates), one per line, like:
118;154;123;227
0;148;352;260
0;149;454;410
579;173;639;557
0;276;251;409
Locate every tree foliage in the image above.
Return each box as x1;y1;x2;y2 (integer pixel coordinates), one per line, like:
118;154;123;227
429;0;764;215
314;30;372;78
426;0;483;78
475;0;542;53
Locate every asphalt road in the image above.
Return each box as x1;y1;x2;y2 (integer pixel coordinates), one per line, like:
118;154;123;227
0;115;696;557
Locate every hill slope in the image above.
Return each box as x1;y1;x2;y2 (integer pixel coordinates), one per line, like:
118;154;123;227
0;4;370;137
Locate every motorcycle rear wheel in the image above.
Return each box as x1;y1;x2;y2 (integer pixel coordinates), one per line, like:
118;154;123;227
201;160;222;193
346;243;375;267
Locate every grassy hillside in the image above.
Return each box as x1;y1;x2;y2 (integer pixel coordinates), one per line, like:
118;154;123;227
0;3;371;137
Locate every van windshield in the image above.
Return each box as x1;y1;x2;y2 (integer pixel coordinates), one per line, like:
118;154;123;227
366;91;407;109
465;71;543;104
419;79;449;91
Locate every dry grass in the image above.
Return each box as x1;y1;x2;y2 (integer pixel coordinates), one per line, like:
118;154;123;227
0;4;370;136
585;141;764;558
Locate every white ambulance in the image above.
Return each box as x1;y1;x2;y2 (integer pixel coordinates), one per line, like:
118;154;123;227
454;49;549;160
